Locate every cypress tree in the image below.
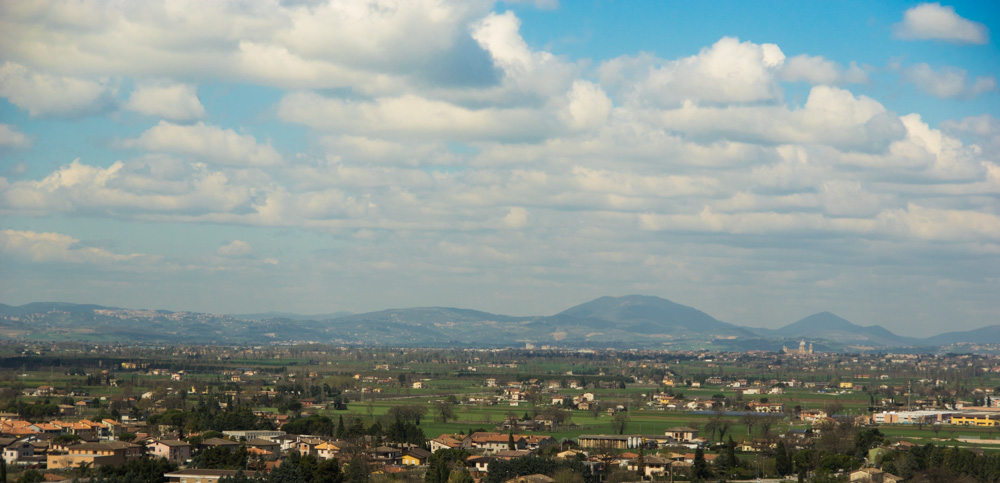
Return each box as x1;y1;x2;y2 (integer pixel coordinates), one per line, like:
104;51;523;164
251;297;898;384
336;415;346;439
724;435;738;470
775;440;792;476
693;447;710;480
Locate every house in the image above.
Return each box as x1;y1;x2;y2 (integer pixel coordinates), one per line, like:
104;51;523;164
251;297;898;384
371;446;400;463
401;448;431;466
522;435;557;451
32;386;54;397
850;468;902;482
683;453;718;464
495;449;533;461
246;438;280;456
2;439;34;465
555;449;586;460
47;441;142;469
272;434;299;453
149;440;191;463
467;455;492;473
664;427;699;442
506;473;556;483
164;469;252;483
247;446;278;461
626;455;670;478
315;441;349;460
464;432;526;453
430;435;463;453
748;402;785;413
800;409;828;422
201;438;240;452
738;439;777;453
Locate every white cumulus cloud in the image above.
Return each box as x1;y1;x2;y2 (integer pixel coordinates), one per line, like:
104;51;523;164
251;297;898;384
217;240;254;258
125;82;206;121
902;63;996;99
780;55;868;85
894;3;989;44
124;121;283;167
0;229;145;264
600;37;786;107
0;62;112;117
0;124;31;148
501;206;528;228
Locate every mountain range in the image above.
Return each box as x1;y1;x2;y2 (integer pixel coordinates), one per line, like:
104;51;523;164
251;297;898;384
0;295;992;351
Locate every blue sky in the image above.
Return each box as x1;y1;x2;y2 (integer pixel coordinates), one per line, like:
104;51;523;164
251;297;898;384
1;0;998;337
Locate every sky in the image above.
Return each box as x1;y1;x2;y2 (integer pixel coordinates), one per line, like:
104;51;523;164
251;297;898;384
0;1;998;337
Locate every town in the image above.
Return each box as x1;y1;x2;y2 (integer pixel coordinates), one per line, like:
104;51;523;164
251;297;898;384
3;342;1000;482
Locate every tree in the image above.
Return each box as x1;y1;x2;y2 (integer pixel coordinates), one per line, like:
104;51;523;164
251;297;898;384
740;413;760;435
775;440;792;476
218;470;259;483
314;458;343;483
448;466;475;483
425;449;470;483
434;401;455;423
342;456;370;483
758;416;775;437
15;470;43;483
692;448;712;480
508;432;516;450
386;405;427;426
854;428;885;460
75;461;93;479
609;412;628;435
825;401;844;418
267;458;306;483
721;435;738;471
552;468;584;483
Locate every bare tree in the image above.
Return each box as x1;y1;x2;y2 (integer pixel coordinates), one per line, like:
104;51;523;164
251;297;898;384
825;401;844;417
610;412;628;435
759;416;775;437
434;401;455;423
741;413;761;435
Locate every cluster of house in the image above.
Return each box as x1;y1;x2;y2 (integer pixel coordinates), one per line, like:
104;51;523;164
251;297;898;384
868;407;1000;426
428;432;565;478
0;423;442;482
426;427;723;480
1;417;123;441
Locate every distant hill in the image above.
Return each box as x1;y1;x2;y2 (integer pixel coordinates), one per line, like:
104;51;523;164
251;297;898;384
923;325;1000;346
232;311;353;321
769;312;918;347
0;297;983;350
0;302;118;316
553;295;754;337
